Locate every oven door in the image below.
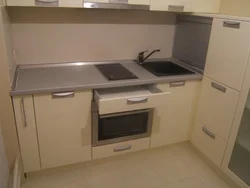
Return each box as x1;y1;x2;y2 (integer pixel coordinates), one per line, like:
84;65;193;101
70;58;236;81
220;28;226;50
92;109;153;146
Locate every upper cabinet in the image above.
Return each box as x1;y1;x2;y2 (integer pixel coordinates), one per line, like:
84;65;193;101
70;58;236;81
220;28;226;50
150;0;220;13
6;0;218;12
86;0;149;5
205;18;250;91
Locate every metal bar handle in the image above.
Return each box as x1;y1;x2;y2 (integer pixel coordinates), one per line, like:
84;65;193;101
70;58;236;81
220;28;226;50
170;81;185;87
211;82;226;93
223;21;240;29
52;92;75;99
127;97;148;105
202;127;216;140
35;0;58;7
168;5;184;12
20;98;27;128
109;0;128;4
114;145;132;152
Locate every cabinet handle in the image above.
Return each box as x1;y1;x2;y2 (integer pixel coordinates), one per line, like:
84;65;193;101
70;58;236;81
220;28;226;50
109;0;128;4
52;92;75;99
170;81;185;87
168;5;184;12
114;145;132;152
202;127;216;140
223;21;240;29
211;82;226;93
20;98;27;128
35;0;58;7
127;97;148;104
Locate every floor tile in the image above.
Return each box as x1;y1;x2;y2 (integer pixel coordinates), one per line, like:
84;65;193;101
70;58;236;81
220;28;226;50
164;177;206;188
21;143;231;188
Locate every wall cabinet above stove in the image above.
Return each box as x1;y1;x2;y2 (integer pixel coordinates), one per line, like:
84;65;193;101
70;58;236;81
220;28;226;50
150;0;220;13
85;0;149;5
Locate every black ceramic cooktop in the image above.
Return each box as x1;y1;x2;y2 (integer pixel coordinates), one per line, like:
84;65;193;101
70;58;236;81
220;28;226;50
95;63;138;81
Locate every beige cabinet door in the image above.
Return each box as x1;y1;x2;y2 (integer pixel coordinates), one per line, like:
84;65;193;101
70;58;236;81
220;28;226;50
150;0;192;12
150;81;201;148
128;0;149;5
191;121;227;167
196;77;239;141
189;0;220;13
59;0;83;7
205;18;250;91
7;0;35;6
13;96;41;173
34;91;92;169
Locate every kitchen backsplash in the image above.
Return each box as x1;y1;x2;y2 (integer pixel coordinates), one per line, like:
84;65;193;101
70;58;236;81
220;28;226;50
9;7;176;65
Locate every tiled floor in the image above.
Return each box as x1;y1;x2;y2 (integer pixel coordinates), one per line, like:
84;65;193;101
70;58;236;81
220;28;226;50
22;142;231;188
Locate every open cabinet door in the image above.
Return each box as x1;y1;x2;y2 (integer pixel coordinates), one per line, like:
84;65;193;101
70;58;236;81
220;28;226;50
222;56;250;188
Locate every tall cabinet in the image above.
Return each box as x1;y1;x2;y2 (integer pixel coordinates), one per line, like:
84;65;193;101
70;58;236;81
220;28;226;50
191;18;250;168
222;57;250;188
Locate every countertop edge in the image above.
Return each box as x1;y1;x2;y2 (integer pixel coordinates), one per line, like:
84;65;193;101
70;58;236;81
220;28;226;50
10;74;202;96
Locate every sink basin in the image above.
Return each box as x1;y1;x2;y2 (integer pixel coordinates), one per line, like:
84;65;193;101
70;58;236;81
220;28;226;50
141;61;195;77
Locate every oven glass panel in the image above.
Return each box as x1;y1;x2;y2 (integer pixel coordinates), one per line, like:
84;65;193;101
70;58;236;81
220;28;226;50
98;111;149;141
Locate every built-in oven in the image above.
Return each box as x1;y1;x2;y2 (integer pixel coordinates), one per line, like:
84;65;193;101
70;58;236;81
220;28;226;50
92;103;153;146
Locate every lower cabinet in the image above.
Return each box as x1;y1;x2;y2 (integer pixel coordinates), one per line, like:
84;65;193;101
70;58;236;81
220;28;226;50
191;121;227;167
191;76;239;168
13;96;41;173
92;138;150;160
150;80;201;148
34;91;92;169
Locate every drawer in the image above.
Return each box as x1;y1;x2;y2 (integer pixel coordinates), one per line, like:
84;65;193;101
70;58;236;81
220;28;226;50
92;138;150;160
196;77;239;141
205;18;250;90
95;85;170;114
191;121;227;167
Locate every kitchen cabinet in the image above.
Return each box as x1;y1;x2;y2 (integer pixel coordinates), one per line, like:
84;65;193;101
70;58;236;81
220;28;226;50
205;18;250;91
150;80;200;148
192;76;239;167
34;91;92;169
7;0;35;6
13;96;41;173
191;121;227;167
221;56;250;188
150;0;220;13
196;77;239;141
95;85;170;115
92;138;150;159
85;0;149;5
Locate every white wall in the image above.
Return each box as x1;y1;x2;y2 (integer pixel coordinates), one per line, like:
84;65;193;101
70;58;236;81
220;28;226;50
0;124;9;188
9;7;176;65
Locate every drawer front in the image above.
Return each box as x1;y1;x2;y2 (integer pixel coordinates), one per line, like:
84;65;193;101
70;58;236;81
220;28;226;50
98;92;170;115
197;77;239;141
92;138;150;160
205;18;250;91
191;121;227;167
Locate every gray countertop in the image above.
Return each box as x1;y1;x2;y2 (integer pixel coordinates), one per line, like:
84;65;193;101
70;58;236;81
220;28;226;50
11;58;203;96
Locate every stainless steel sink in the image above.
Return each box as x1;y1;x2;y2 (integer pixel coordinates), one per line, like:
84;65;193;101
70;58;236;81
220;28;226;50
141;61;195;77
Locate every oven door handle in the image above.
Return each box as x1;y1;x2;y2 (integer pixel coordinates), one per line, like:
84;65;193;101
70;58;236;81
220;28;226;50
127;97;148;104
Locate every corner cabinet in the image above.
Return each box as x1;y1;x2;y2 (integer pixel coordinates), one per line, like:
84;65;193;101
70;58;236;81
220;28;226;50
150;0;220;13
34;91;92;169
150;80;201;148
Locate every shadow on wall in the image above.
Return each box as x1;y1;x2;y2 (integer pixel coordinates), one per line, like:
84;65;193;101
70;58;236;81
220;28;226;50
8;7;176;25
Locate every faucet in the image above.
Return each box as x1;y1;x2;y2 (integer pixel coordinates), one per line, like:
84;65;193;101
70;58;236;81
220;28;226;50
137;49;161;65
